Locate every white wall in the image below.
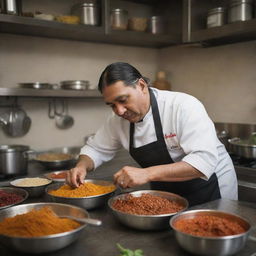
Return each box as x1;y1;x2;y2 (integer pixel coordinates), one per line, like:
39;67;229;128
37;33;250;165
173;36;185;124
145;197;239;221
159;41;256;124
0;34;158;149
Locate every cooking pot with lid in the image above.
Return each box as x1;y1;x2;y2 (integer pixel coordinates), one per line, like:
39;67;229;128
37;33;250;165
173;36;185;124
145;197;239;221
0;145;30;176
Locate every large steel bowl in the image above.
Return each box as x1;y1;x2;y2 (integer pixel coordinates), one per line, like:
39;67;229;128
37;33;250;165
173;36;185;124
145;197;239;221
10;177;52;198
108;190;188;230
46;179;116;210
0;187;28;210
170;209;251;256
0;202;89;253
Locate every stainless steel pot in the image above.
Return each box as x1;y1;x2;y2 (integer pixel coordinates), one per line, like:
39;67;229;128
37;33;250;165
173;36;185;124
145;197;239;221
228;132;256;159
0;145;30;176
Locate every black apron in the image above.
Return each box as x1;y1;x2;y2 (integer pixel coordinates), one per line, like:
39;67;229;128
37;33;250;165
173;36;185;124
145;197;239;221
129;89;221;206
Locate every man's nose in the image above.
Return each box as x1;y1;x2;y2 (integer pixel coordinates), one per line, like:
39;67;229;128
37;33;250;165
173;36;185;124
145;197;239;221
115;104;126;115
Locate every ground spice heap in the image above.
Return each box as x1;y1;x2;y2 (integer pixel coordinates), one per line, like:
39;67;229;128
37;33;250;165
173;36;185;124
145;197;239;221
112;193;184;215
0;190;23;207
174;215;246;237
49;182;115;197
50;171;67;179
0;206;81;237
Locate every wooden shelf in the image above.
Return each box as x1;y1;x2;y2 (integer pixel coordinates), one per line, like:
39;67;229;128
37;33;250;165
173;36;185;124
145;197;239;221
191;19;256;46
0;88;102;98
0;13;180;48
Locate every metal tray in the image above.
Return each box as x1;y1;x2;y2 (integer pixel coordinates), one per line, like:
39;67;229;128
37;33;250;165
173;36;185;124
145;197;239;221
60;80;89;90
19;82;55;90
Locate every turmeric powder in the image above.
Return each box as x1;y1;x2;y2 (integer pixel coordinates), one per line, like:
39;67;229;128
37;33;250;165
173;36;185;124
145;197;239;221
0;207;81;237
49;182;116;198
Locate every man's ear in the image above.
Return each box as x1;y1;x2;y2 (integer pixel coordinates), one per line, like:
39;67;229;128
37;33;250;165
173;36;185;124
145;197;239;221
137;78;148;92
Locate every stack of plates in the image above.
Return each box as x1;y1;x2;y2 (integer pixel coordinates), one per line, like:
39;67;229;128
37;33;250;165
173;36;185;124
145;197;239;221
60;80;89;90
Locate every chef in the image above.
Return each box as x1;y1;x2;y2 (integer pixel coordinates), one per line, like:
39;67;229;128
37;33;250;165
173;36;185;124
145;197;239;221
67;62;238;206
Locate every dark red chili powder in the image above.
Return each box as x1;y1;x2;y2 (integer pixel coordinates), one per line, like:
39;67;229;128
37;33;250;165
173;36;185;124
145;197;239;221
0;190;24;207
112;193;184;215
50;171;67;179
174;215;246;237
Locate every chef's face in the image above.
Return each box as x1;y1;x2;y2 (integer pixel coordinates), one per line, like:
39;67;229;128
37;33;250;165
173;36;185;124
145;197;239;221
102;79;150;123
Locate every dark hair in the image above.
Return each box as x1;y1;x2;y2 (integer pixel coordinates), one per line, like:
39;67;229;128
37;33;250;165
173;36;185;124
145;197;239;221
98;62;149;93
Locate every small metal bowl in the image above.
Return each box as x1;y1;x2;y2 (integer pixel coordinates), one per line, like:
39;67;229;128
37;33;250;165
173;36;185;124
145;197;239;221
44;170;68;182
46;179;116;210
170;209;251;256
10;178;52;198
0;202;89;253
0;187;28;210
108;190;188;230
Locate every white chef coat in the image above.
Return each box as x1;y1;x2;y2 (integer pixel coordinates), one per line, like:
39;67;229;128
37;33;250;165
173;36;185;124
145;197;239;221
81;88;238;200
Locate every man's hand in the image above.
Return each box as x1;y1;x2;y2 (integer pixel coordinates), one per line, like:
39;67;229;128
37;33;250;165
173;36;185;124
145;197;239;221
114;166;150;189
66;166;87;188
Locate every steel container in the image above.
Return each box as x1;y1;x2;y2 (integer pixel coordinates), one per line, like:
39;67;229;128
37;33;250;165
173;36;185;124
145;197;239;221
0;202;89;253
148;16;166;34
108;190;188;230
228;0;253;23
46;179;116;210
111;9;128;30
10;177;52;198
71;2;99;26
0;145;30;176
0;187;28;210
170;209;251;256
207;7;225;28
228;136;256;159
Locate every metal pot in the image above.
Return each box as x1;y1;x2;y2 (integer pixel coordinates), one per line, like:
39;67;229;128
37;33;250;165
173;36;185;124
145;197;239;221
0;145;30;176
228;132;256;159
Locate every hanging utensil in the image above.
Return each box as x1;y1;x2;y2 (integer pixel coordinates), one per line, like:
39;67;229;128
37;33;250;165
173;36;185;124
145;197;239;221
54;100;74;129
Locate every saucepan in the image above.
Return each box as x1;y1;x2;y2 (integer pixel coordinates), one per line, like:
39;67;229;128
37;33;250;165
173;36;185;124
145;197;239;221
228;132;256;159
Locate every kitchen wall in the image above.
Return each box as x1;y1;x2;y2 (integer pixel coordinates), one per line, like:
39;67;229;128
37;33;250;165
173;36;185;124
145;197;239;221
159;41;256;124
1;33;255;150
0;34;158;149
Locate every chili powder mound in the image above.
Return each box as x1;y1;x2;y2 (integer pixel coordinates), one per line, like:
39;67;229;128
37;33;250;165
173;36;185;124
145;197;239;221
0;190;23;207
112;193;184;215
174;215;246;237
50;171;67;179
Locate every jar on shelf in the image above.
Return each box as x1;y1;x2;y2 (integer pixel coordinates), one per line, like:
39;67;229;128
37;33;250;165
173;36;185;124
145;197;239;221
153;71;171;91
110;8;128;30
207;7;225;28
228;0;253;23
148;16;166;34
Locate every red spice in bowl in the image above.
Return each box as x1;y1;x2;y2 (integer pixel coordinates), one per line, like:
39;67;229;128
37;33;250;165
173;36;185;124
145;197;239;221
174;215;246;237
0;190;24;208
50;171;67;179
112;193;184;215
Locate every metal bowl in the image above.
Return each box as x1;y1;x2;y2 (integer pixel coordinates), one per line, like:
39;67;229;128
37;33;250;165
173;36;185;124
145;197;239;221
0;187;28;210
0;202;89;253
170;209;251;256
10;178;52;198
46;179;116;210
229;137;256;159
44;170;68;182
108;190;188;230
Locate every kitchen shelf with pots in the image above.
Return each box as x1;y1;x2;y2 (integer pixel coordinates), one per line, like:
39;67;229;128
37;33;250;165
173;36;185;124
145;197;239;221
0;87;102;98
190;18;256;46
0;13;180;48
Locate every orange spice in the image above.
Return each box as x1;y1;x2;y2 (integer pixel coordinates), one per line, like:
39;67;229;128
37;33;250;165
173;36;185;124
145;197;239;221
0;207;81;237
49;182;115;197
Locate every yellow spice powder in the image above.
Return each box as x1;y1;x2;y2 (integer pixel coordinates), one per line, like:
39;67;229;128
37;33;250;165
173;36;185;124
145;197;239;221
49;182;115;197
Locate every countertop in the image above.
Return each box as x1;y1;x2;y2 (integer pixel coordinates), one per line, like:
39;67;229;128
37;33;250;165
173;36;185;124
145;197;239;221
1;156;256;256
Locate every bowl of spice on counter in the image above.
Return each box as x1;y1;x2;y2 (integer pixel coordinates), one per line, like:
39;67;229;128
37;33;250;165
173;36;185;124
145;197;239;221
0;202;90;253
108;190;188;230
44;170;68;182
46;179;116;210
10;177;52;197
170;209;251;256
0;187;28;210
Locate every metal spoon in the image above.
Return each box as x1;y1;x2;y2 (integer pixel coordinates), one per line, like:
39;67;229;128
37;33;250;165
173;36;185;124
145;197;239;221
59;215;102;226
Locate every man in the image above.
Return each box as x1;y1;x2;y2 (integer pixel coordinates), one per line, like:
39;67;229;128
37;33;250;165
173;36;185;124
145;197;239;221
67;62;238;206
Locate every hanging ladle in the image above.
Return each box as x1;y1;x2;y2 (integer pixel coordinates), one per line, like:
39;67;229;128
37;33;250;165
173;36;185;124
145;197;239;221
54;100;74;129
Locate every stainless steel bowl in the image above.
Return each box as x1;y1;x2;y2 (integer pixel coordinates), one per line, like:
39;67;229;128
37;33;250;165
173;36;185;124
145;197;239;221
0;187;28;210
170;209;251;256
10;178;52;198
44;170;68;182
0;202;89;253
46;179;116;210
108;190;188;230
